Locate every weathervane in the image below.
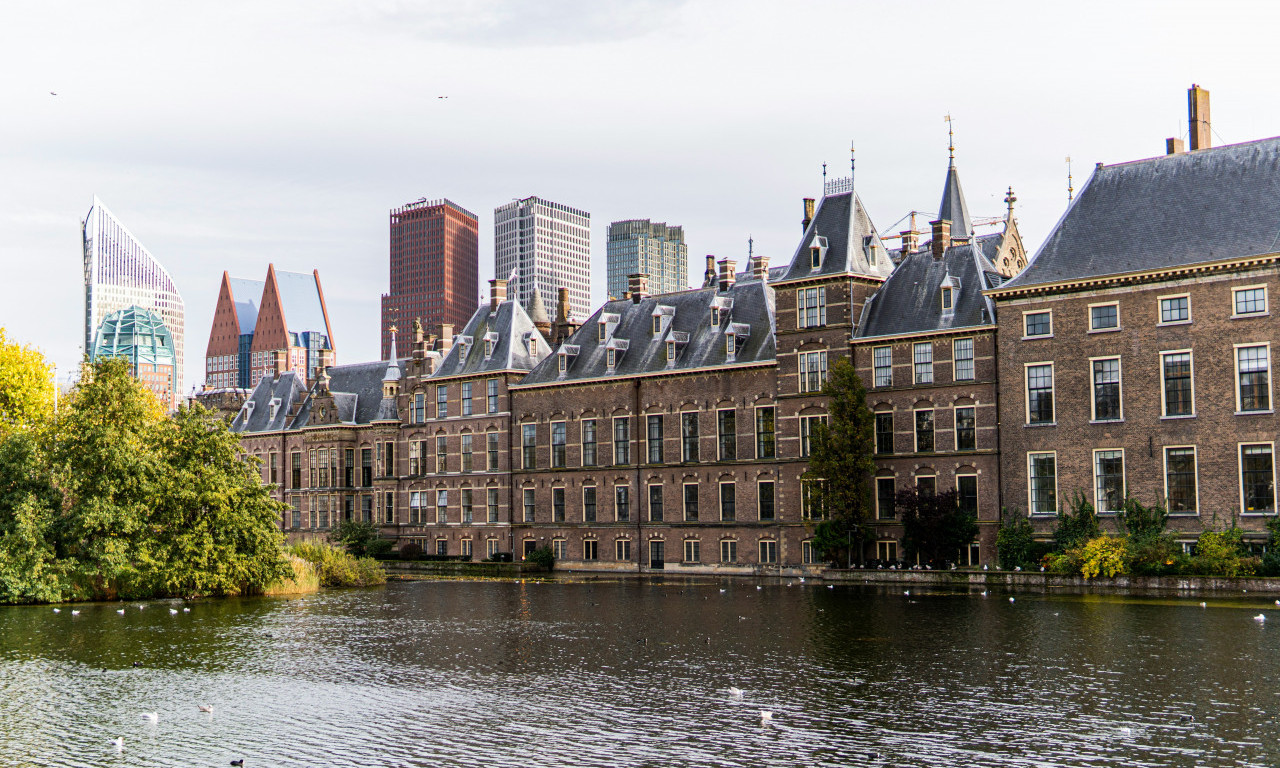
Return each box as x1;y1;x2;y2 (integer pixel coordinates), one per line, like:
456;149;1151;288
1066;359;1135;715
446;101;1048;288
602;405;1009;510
1066;156;1074;203
850;141;856;186
945;114;954;162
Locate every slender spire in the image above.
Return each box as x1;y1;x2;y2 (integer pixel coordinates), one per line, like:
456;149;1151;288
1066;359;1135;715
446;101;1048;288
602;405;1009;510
383;323;401;382
1066;156;1074;203
945;113;955;165
1004;186;1017;220
849;142;856;187
822;162;827;186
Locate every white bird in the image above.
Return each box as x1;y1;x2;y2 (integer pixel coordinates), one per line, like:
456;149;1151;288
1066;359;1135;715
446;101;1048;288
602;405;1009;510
1199;602;1207;608
981;591;988;597
798;577;805;583
760;710;773;723
1119;726;1132;736
1254;614;1266;622
904;590;910;596
1014;566;1022;572
137;604;145;610
719;588;726;594
1009;597;1016;603
53;608;60;613
183;607;190;613
1274;599;1278;606
71;610;80;616
116;608;125;615
198;704;214;713
983;563;989;570
827;585;834;590
169;608;178;615
110;737;123;750
728;687;743;700
140;712;158;722
755;585;762;590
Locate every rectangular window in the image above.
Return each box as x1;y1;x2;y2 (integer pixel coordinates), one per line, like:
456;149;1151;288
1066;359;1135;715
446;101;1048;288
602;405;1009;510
1024;311;1052;337
720;539;737;564
1241;443;1275;514
487;488;499;523
875;411;894;454
797;286;827;328
801;480;823;520
1029;452;1057;515
409;441;421;476
916;475;936;497
802;541;815;565
1091;357;1122;421
384;443;395;478
876;477;896;520
613;417;630;465
1093;449;1125;514
522;488;535;522
461;434;473;472
615;539;631;561
583;539;598;561
551;421;567;468
683;483;699;521
719;482;736;521
800;415;827;458
582;419;597;466
461;489;473;523
914;409;934;453
683;539;700;564
583;486;597;522
717;409;737;460
1026;363;1055;424
759;540;778;564
647;414;664;464
435;489;447;524
361;448;372;487
436;384;448;418
1159;295;1190;324
487;431;499;471
615;485;630;522
755;407;775;459
873;346;893;387
955;406;976;451
291;498;302;529
953;338;974;381
522;424;537;469
681;412;699;462
957;475;978;517
461;539;473;558
292;451;303;489
412;392;425;423
1237;344;1271;412
1164;446;1197;515
486;538;500;558
551;539;566;560
758;481;775;520
436;436;447;473
552;487;565;522
487;378;500;413
461;381;473;416
361;495;372;523
799;350;828;394
1162;351;1194;417
913;342;933;384
1089;303;1119;331
1234;286;1268;316
309;449;317;488
343;449;352;487
877;540;899;563
648;485;663;521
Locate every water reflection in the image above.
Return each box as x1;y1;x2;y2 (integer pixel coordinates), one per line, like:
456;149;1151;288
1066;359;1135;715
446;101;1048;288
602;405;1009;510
1;580;1277;767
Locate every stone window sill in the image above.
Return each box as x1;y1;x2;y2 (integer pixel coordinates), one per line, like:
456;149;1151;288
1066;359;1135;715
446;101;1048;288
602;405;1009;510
1235;409;1275;416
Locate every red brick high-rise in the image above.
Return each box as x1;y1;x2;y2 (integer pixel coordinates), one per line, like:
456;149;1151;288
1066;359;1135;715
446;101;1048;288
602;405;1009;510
381;198;479;359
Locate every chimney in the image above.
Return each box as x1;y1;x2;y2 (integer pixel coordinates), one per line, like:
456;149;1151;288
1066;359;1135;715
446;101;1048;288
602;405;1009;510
930;219;950;260
1189;84;1211;151
802;198;815;231
717;258;737;292
489;278;507;310
703;255;717;288
628;273;649;303
900;229;918;253
751;252;770;281
1166;137;1185;155
556;287;571;323
439;323;454;353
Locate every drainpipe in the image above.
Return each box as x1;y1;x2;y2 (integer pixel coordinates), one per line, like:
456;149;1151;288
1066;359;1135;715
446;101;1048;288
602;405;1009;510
634;378;643;574
507;377;516;560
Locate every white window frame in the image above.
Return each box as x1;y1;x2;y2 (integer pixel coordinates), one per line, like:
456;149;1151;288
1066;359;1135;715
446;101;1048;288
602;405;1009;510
912;342;933;385
798;350;828;394
1157;293;1192;326
953;405;976;451
1092;448;1126;515
912;407;934;453
940;286;954;312
1162;444;1199;517
1027;451;1058;517
1234;342;1273;414
1159;349;1195;418
1022;309;1053;339
1087;300;1121;333
1088;355;1123;423
1232;284;1269;318
757;479;775;520
872;345;893;387
1239;441;1277;516
1024;361;1055;425
952;337;974;381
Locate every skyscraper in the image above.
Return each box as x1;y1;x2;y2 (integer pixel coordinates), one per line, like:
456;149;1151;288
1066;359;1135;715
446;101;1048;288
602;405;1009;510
494;196;591;322
381;198;479;359
82;197;185;408
606;220;688;299
91;306;177;408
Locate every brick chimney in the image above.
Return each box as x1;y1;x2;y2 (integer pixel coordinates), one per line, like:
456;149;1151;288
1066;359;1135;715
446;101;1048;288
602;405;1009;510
628;273;649;303
1166;137;1185;155
802;198;815;231
1189;84;1211;151
717;258;737;292
439;323;454;353
930;219;950;260
553;287;578;344
703;255;717;288
900;229;918;253
751;252;770;281
489;278;507;310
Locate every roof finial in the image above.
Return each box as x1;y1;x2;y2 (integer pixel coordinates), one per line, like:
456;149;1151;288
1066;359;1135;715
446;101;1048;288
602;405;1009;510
822;162;827;186
945;114;954;164
1066;156;1074;203
748;235;754;260
1004;186;1017;219
849;141;856;187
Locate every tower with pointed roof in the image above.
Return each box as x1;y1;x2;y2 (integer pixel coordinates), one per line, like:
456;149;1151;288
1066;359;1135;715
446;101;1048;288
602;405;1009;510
246;264;336;388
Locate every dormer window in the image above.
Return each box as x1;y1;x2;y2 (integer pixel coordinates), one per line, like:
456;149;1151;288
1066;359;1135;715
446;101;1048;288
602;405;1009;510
939;273;960;318
809;235;829;271
725;332;735;357
556;344;580;379
605;338;629;374
606;348;616;369
941;287;953;311
558;353;567;374
269;397;281;422
599;322;607;342
652;315;661;334
598;312;620;342
666;340;676;365
483;331;498;361
710;308;720;327
529;337;537;356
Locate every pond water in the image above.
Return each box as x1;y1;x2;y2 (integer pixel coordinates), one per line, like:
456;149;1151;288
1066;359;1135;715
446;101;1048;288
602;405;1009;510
1;578;1278;767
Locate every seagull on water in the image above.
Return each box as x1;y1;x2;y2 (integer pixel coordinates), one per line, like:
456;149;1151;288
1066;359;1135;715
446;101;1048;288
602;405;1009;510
183;607;190;613
755;585;762;590
53;608;60;613
116;608;125;615
110;737;123;750
1255;614;1266;622
728;687;743;699
140;712;158;722
719;588;726;593
231;761;244;767
1199;602;1207;608
198;704;214;713
760;710;772;723
71;610;80;616
1009;597;1016;603
169;608;178;614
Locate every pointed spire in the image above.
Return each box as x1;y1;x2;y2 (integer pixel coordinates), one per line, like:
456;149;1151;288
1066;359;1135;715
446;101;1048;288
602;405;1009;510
945;113;955;165
1004;186;1017;220
938;161;973;240
383;324;401;383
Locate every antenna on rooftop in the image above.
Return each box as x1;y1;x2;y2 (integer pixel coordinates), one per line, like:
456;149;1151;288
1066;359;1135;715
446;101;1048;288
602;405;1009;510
1066;156;1074;203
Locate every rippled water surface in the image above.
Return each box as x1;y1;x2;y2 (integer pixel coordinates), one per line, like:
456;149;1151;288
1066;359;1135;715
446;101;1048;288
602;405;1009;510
2;578;1279;767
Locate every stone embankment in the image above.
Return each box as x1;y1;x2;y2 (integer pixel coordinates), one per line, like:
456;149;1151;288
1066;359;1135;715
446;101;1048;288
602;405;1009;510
826;568;1280;596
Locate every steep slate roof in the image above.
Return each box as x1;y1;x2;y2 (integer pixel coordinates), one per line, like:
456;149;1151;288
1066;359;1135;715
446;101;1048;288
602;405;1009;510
520;277;775;386
231;371;309;433
857;244;999;338
778;190;894;282
433;299;549;378
274;269;333;342
938;162;973;239
228;278;264;335
1002;137;1280;290
231;359;402;432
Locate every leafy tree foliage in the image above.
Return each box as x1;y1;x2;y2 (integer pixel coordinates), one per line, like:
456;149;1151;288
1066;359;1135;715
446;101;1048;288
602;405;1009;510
996;514;1040;570
804;358;876;565
0;434;66;603
329;518;391;558
897;488;978;567
1053;491;1100;552
0;328;55;438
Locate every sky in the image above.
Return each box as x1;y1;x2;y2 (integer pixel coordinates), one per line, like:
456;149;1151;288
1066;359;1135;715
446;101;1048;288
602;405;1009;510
3;0;1280;394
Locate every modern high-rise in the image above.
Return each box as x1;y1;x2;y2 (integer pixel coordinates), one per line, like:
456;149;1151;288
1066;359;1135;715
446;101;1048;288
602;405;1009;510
90;306;178;408
606;219;688;299
381;198;479;359
83;197;185;408
494;196;591;323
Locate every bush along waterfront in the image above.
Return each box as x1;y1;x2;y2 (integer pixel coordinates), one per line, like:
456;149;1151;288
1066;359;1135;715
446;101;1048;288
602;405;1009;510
996;492;1280;579
0;350;325;604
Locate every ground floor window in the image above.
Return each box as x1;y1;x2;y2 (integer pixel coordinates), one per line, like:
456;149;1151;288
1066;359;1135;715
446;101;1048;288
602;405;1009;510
552;539;566;560
958;542;980;566
460;539;473;558
683;539;700;563
435;539;447;556
616;538;631;561
648;540;665;568
583;539;598;560
877;540;899;562
522;539;537;559
1241;443;1276;514
720;539;737;564
486;539;500;558
802;540;815;564
759;540;778;564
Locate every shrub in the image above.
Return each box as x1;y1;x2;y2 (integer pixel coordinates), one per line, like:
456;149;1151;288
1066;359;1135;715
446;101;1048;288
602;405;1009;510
399;542;422;561
898;488;977;568
1119;496;1169;542
1054;492;1100;552
1192;528;1255;577
1126;532;1186;576
261;554;321;596
1080;536;1127;579
288;539;387;588
1046;550;1083;576
996;513;1044;570
1260;517;1280;576
526;545;555;570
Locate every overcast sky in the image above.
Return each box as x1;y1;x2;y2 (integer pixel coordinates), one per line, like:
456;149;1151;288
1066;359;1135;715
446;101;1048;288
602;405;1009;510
3;0;1279;394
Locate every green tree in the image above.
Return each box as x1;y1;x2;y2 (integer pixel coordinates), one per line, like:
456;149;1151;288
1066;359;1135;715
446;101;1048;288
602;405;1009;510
1260;516;1280;576
329;518;391;558
0;328;55;437
996;512;1040;570
1053;491;1100;552
898;488;978;567
0;433;67;603
803;357;876;566
1118;496;1169;541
